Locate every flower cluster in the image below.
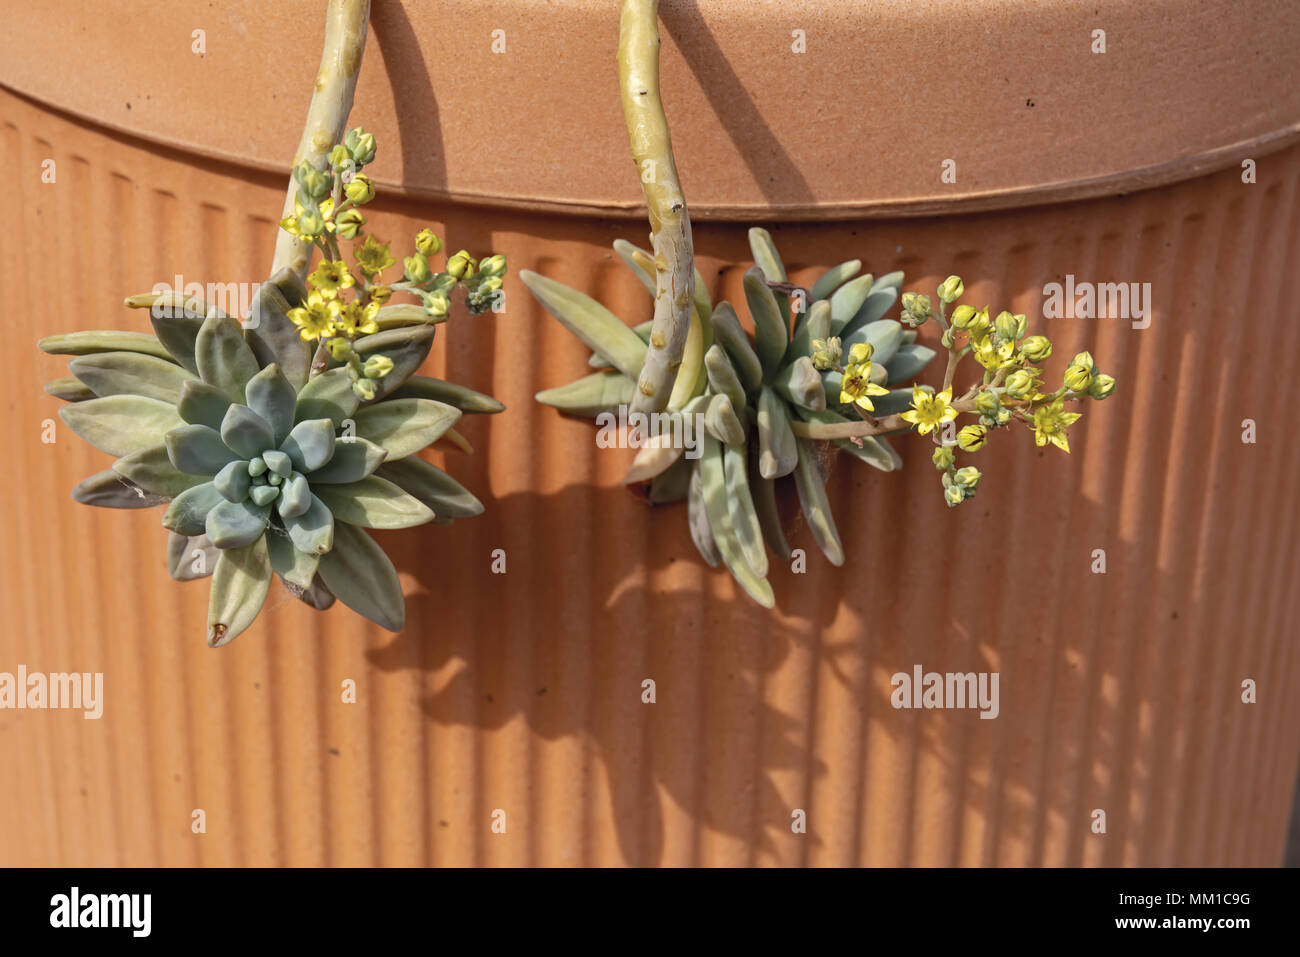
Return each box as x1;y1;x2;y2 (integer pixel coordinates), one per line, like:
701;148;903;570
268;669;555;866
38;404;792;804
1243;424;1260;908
896;275;1117;506
279;127;507;399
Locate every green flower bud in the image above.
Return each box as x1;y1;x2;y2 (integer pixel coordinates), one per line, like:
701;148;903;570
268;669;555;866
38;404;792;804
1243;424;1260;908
1004;369;1036;398
954;466;981;489
937;275;964;303
932;446;955;470
344;127;377;166
335;208;365;240
901;291;931;325
944;484;965;507
363;354;395;379
421;290;450;318
344;173;375;205
974;390;1000;416
1020;335;1052;363
479;254;507;278
415;229;443;257
296;209;326;238
1071;351;1096;373
1088;373;1116;399
995;408;1012;426
299;168;330;201
404;253;433;284
447;250;476;280
950;304;977;329
477;276;503;295
352;377;378;401
1064;363;1093;393
940;328;955;349
327;338;353;361
994;310;1027;341
957;424;987;452
328;144;352;173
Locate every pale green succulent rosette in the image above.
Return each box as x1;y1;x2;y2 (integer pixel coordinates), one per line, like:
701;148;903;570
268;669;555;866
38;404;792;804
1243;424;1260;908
41;270;501;646
522;229;938;608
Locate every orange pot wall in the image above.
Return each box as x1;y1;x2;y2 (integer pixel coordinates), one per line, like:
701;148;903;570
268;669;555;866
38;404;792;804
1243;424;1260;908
2;87;1299;864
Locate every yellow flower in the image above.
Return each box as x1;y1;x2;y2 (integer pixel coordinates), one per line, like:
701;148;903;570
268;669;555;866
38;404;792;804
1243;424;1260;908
286;290;339;342
332;300;381;338
309;260;355;299
839;361;889;412
970;326;1015;370
279;197;335;239
355;235;395;278
368;284;393;305
1032;397;1083;453
900;385;958;435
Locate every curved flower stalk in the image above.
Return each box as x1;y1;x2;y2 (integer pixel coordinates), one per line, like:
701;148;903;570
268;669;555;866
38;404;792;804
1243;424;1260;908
40;127;505;646
524;231;1117;607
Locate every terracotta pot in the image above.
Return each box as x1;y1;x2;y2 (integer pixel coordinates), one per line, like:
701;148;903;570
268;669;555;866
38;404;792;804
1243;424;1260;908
1;0;1298;866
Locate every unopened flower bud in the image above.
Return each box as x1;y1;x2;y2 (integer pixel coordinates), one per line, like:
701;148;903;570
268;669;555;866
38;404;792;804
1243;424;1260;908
404;253;432;284
344;173;375;205
954;466;981;489
296;209;325;238
1064;362;1093;393
344;127;377;166
944;484;965;507
363;354;394;379
974;390;1000;416
811;337;841;370
957;424;987;451
414;229;443;257
1088;372;1116;399
326;338;353;361
334;208;365;240
421;290;450;318
328;144;352;173
994;310;1027;342
1004;369;1036;398
937;275;964;303
478;254;507;278
847;342;873;366
1020;335;1052;363
950;304;977;329
933;446;955;470
352;377;377;401
447;250;476;280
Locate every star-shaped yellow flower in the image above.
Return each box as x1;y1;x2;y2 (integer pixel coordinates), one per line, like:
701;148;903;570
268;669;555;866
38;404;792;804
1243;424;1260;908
1032;397;1083;453
900;385;958;435
839;361;889;412
309;259;355;299
355;235;395;278
286;290;340;342
332;300;380;338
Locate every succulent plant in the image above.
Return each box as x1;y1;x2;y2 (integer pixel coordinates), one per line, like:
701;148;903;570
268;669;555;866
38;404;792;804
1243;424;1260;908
522;229;938;608
42;125;505;646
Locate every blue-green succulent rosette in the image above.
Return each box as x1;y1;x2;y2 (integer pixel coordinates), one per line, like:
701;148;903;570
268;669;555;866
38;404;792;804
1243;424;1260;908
40;270;501;646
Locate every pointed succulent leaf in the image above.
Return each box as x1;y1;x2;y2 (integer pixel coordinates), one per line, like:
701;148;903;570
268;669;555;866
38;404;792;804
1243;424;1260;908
647;454;692;503
349;398;460;460
268;266;309;309
60;395;185;458
724;441;767;578
280;418;336;473
220;404;275;459
262;449;293;477
195;312;261;403
207;537;272;647
316;521;405;632
750;447;791;561
167;532;219;581
166;424;240;475
249;484;279;507
244;363;297;445
244;279;311;390
286;574;336;609
843;319;905;366
793;437;844;566
351;326;436;400
312;476;435;530
177;379;233;430
808;260;863;302
283;494;334;555
747;227;787;283
44;377;96;402
372;304;431;331
213;460;252;503
704;344;747;412
535;370;635;418
612;238;656;296
306;436;388;484
205;498;271;549
827;274;875;333
704;393;745;447
709;302;763;394
39;330;176;362
265;528;319;590
623;433;685;485
687;462;721;568
68;351;196;404
882;343;938;384
377;458;483;518
277;472;312;518
699;434;774;607
867;387;920;418
520;269;648;378
71;469;169;509
162;482;226;536
113;444;204;497
787;298;832;363
149;302;207;374
293;367;359;427
389;375;504;414
743;267;787;376
756;386;798;479
841;275;902;336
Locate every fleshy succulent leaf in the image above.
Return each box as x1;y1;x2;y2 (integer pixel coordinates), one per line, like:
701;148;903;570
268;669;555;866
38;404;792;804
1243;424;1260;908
612;238;656;296
265;526;319;590
843;319;904;366
793;437;845;566
808;260;862;302
69;351;196;404
349;398;460;460
59;395;185;458
166;424;241;476
378;458;483;519
149;303;207;374
699;434;774;608
280;418;336;473
162;482;226;536
244;277;311;390
743;267;787;377
205;499;271;549
207;537;272;647
388;375;504;414
306;437;388;484
535;371;635;418
283;494;334;555
316;521;406;631
709;302;763;394
277;472;312;518
167;532;219;581
882;343;938;384
220;404;276;460
519;269;648;379
312;476;434;530
293;368;359;428
244;363;297;446
195;313;261;403
213;460;252;503
686;462;722;568
756;386;798;479
39;330;176;363
351;326;435;401
177;379;234;431
773;356;826;412
723;442;767;578
44;377;96;402
113;444;204;498
71;469;169;509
